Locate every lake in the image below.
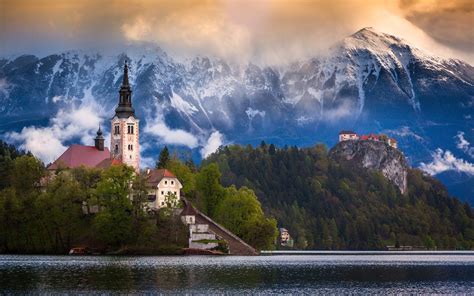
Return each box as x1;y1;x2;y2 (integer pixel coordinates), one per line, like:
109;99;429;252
1;253;474;294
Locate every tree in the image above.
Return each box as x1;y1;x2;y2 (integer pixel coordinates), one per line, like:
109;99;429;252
10;155;44;195
156;146;170;169
93;165;135;248
196;163;224;217
164;192;180;208
167;158;196;196
37;172;85;252
214;186;277;250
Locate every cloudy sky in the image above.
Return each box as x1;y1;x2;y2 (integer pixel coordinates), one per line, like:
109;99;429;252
1;0;473;64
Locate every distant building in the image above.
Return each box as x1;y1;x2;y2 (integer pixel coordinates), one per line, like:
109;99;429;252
279;228;294;247
388;138;398;149
339;130;358;142
145;169;183;209
339;131;398;149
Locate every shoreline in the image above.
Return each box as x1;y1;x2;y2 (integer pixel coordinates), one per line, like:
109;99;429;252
2;250;474;256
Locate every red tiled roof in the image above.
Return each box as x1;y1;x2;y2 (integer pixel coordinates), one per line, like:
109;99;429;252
95;158;122;169
360;135;369;140
146;169;177;185
47;144;111;170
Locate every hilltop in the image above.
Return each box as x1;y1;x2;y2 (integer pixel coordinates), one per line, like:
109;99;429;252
204;142;474;250
329;140;408;194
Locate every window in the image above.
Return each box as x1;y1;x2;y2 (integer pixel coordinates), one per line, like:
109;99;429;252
171;181;174;185
174;191;177;195
165;181;168;185
114;125;120;135
127;125;134;134
161;191;164;195
161;202;165;206
114;145;118;153
127;145;133;151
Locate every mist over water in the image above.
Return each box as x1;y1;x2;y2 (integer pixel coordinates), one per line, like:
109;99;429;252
1;254;474;294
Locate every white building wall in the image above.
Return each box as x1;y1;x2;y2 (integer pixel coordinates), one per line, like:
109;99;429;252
148;177;183;209
110;116;140;172
339;134;359;142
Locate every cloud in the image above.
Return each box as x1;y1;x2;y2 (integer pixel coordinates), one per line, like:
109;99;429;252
384;126;425;142
455;131;474;158
7;127;67;164
201;131;224;158
143;105;199;148
6;93;105;164
1;0;473;64
322;99;357;122
399;0;474;53
419;149;474;176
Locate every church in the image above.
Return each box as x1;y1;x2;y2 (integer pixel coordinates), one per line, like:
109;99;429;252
48;61;140;172
47;62;181;210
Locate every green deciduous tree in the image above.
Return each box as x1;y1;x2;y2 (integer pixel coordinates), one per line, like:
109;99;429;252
196;163;224;217
214;186;277;250
93;165;135;248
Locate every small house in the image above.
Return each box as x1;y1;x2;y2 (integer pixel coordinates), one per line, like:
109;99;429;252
339;131;358;142
145;169;183;209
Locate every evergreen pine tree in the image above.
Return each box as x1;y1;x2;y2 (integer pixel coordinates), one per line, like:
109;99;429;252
156;146;170;169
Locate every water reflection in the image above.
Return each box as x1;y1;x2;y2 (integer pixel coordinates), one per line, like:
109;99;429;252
1;255;474;294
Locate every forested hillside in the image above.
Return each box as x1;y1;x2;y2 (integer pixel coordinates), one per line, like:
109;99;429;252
203;143;474;250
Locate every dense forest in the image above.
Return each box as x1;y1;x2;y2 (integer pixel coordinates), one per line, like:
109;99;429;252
203;143;474;250
0;141;276;254
1;139;473;253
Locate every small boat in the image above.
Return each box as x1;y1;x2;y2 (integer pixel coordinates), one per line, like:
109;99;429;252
69;247;88;255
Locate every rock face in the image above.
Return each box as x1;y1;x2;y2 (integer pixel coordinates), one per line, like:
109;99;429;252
329;140;408;194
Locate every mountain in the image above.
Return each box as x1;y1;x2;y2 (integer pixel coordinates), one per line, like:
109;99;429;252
0;27;473;202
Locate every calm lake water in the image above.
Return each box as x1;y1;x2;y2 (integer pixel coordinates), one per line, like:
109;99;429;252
1;253;474;294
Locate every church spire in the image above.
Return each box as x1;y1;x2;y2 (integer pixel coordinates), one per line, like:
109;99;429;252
114;59;135;118
94;124;105;151
122;60;130;87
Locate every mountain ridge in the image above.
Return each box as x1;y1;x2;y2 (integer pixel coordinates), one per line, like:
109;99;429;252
0;27;473;202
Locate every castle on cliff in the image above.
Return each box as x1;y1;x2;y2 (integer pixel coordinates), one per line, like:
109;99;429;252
339;130;398;149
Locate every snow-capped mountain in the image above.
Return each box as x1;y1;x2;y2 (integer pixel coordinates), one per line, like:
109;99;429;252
1;28;473;202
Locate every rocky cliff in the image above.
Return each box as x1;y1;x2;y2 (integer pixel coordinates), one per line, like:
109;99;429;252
329;140;408;194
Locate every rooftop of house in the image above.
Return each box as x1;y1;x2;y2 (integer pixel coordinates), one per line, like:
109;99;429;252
47;144;111;170
181;203;198;216
146;168;178;186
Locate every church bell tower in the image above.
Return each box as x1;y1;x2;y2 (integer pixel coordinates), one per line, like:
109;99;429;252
111;60;140;172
